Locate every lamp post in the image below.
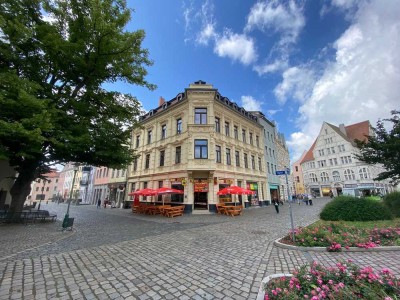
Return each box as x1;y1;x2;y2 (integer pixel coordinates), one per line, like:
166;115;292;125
62;165;78;230
284;167;295;243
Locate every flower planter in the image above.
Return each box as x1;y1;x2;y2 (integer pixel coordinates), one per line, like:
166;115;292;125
256;273;292;300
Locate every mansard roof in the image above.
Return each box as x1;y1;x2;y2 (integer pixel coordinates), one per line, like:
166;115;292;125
138;80;259;124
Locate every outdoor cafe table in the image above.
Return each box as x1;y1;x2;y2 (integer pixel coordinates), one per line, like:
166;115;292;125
221;205;242;216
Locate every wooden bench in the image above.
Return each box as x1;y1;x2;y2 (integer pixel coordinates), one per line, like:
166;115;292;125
224;205;243;217
164;205;185;218
0;210;57;224
135;204;151;214
34;210;57;222
216;203;225;214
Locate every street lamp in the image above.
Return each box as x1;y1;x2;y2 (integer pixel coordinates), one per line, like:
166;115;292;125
62;164;79;230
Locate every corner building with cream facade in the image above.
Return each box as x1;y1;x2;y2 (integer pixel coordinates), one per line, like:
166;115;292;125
127;81;267;213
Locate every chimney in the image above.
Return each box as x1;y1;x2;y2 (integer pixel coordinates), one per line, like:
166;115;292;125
339;124;347;135
159;96;165;106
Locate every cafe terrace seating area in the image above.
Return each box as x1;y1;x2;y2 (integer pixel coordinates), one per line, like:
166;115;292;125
132;203;185;218
215;203;243;216
131;202;243;217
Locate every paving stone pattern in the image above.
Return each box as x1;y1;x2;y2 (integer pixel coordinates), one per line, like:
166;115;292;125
0;199;399;299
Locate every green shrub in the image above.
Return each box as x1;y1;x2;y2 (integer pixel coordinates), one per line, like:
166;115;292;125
320;195;393;221
383;191;400;217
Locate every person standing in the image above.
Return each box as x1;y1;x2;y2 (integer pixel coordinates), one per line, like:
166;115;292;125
272;197;279;214
97;198;101;209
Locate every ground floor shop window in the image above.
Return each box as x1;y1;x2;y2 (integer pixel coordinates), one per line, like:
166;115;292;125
218;183;231;203
171;184;184;203
247;182;259;206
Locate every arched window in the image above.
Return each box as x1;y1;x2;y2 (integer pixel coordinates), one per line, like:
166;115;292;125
344;169;355;180
320;172;329;182
359;167;370;179
309;173;318;183
332;171;341;181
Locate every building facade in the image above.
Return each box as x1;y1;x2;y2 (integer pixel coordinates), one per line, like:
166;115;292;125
61;163;82;201
275;132;293;200
79;166;95;204
126;81;267;213
26;169;60;205
93;166;110;205
252;112;281;201
292;151;307;195
108;168;127;208
301;121;394;197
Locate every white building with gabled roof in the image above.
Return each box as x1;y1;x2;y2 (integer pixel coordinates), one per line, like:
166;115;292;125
300;120;394;197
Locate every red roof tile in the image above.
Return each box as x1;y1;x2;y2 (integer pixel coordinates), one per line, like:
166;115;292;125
300;140;316;164
345;120;370;142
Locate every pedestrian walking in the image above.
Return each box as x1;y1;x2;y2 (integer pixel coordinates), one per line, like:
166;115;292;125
97;198;101;209
272;197;279;214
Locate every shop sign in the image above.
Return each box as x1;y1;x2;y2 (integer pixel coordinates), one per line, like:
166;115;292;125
247;183;258;190
194;179;208;192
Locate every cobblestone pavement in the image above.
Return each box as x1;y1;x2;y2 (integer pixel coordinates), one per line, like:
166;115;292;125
0;198;399;300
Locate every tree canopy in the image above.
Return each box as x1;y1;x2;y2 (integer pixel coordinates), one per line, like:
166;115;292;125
355;110;400;184
0;0;155;211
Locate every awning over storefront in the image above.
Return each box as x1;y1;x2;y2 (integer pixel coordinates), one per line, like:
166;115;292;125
269;184;279;190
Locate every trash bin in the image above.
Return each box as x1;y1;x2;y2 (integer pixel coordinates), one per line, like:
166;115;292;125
62;217;74;231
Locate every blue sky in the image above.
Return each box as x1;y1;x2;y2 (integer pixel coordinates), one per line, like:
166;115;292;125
113;0;400;162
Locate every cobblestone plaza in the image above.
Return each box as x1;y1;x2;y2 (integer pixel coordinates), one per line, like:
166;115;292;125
1;199;400;300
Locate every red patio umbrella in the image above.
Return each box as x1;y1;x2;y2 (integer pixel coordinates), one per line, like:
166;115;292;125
217;186;254;206
154;187;184;205
128;188;157;196
217;185;254;195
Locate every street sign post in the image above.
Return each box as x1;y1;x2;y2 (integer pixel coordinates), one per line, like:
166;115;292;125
275;169;295;242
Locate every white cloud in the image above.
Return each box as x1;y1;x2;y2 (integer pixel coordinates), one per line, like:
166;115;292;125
241;95;263;111
274;67;316;105
267;109;282;116
254;59;288;75
287;131;315;162
286;0;400;162
197;23;217;45
245;0;305;44
214;31;257;65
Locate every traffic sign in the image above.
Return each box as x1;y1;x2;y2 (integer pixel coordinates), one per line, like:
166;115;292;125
275;170;286;175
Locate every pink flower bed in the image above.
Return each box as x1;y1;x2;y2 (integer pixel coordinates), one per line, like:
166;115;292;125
282;223;400;252
264;261;400;299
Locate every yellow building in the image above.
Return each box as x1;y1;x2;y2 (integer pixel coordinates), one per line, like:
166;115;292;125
127;81;267;213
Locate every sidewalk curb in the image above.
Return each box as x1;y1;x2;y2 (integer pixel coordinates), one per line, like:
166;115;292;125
274;237;400;252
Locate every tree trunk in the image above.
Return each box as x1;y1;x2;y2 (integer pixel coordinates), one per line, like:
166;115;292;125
9;164;38;213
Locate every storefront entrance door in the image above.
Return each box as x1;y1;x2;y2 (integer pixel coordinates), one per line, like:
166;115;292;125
194;192;208;210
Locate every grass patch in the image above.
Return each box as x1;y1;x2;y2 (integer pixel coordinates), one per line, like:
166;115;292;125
364;195;382;201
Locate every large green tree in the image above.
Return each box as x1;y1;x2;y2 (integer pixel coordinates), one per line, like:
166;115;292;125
0;0;155;212
355;110;400;184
